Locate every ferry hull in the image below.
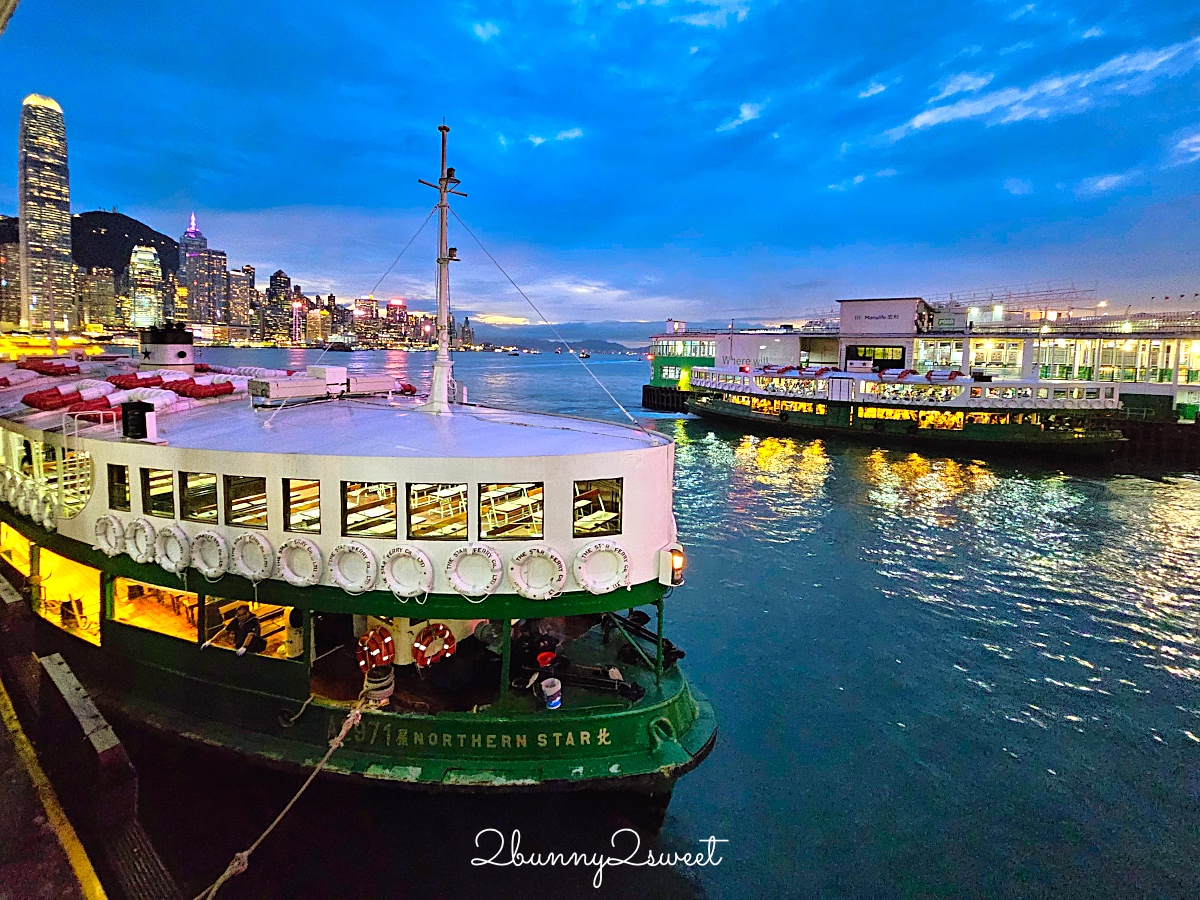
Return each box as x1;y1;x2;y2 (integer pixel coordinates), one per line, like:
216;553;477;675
4;513;715;806
689;394;1125;458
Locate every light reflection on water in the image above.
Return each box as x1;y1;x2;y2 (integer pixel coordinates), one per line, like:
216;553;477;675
185;349;1199;898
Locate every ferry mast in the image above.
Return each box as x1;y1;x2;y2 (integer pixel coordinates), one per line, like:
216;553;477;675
419;123;465;414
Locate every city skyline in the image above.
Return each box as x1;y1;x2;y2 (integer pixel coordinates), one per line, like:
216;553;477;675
0;2;1198;337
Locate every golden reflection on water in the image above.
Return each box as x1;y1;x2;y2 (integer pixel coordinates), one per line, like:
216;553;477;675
731;435;831;500
863;449;996;519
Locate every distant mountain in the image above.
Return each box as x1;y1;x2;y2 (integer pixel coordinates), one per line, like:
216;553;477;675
488;337;640;354
0;215;16;245
72;211;179;276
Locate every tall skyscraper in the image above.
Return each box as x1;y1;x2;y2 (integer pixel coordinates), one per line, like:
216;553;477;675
0;223;19;325
227;269;252;326
76;267;118;327
127;245;163;327
178;213;229;324
18;94;73;329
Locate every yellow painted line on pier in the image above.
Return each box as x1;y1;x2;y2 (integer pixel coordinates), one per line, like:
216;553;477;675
0;676;108;900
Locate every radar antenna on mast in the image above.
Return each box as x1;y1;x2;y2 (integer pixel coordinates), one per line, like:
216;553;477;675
417;124;467;414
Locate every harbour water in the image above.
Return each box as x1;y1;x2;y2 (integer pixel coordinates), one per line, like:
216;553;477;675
131;348;1199;898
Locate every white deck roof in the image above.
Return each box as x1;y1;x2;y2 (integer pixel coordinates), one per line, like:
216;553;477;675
0;387;665;459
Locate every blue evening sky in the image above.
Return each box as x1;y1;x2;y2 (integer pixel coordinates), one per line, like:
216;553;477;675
1;1;1199;340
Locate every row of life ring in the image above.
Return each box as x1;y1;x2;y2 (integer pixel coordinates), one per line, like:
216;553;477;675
1;473;59;532
90;516;634;599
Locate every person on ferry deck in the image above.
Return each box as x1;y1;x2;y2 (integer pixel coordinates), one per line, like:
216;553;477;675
203;604;267;656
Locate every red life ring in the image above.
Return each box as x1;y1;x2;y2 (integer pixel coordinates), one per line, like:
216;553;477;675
412;623;455;668
355;626;396;674
399;383;417;396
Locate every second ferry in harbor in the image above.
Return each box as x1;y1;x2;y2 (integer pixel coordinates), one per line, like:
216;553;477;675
0;126;714;821
687;364;1126;455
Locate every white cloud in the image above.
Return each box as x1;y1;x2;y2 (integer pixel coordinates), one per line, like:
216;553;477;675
858;82;887;99
556;127;584;140
1075;170;1137;197
717;100;767;132
689;46;700;54
889;37;1200;140
472;22;499;41
929;72;994;103
1082;26;1103;39
528;135;546;146
875;168;898;177
497;134;508;147
1004;177;1033;195
829;170;892;190
1170;131;1200;165
672;0;750;28
1009;4;1035;20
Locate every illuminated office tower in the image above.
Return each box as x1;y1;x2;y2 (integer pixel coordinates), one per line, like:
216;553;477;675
127;245;163;327
77;267;118;327
227;268;252;326
18;94;73;328
0;219;19;325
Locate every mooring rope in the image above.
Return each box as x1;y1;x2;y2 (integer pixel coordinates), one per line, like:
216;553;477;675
192;695;368;900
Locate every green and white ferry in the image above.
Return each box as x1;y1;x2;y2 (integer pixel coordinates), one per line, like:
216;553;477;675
688;363;1126;455
0;128;714;815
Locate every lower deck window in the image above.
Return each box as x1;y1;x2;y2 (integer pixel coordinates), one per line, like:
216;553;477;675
0;523;31;576
35;550;101;646
480;483;543;540
573;479;622;536
203;598;299;659
113;578;198;643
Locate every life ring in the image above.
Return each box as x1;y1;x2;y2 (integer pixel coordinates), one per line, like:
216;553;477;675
41;500;58;532
445;544;502;600
126;518;158;564
232;532;276;582
277;537;323;587
154;523;192;574
573;539;632;595
1;472;14;505
355;625;396;674
398;383;417;396
1021;399;1034;409
380;544;433;599
94;514;126;557
191;530;231;578
17;481;35;516
508;545;567;600
412;622;456;668
329;541;378;594
31;493;47;525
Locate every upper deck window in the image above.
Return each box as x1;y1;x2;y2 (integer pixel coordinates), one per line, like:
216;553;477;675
573;479;622;536
181;472;218;523
108;464;131;511
407;483;467;540
141;468;175;518
480;483;543;540
342;482;396;538
224;475;268;529
284;479;320;533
